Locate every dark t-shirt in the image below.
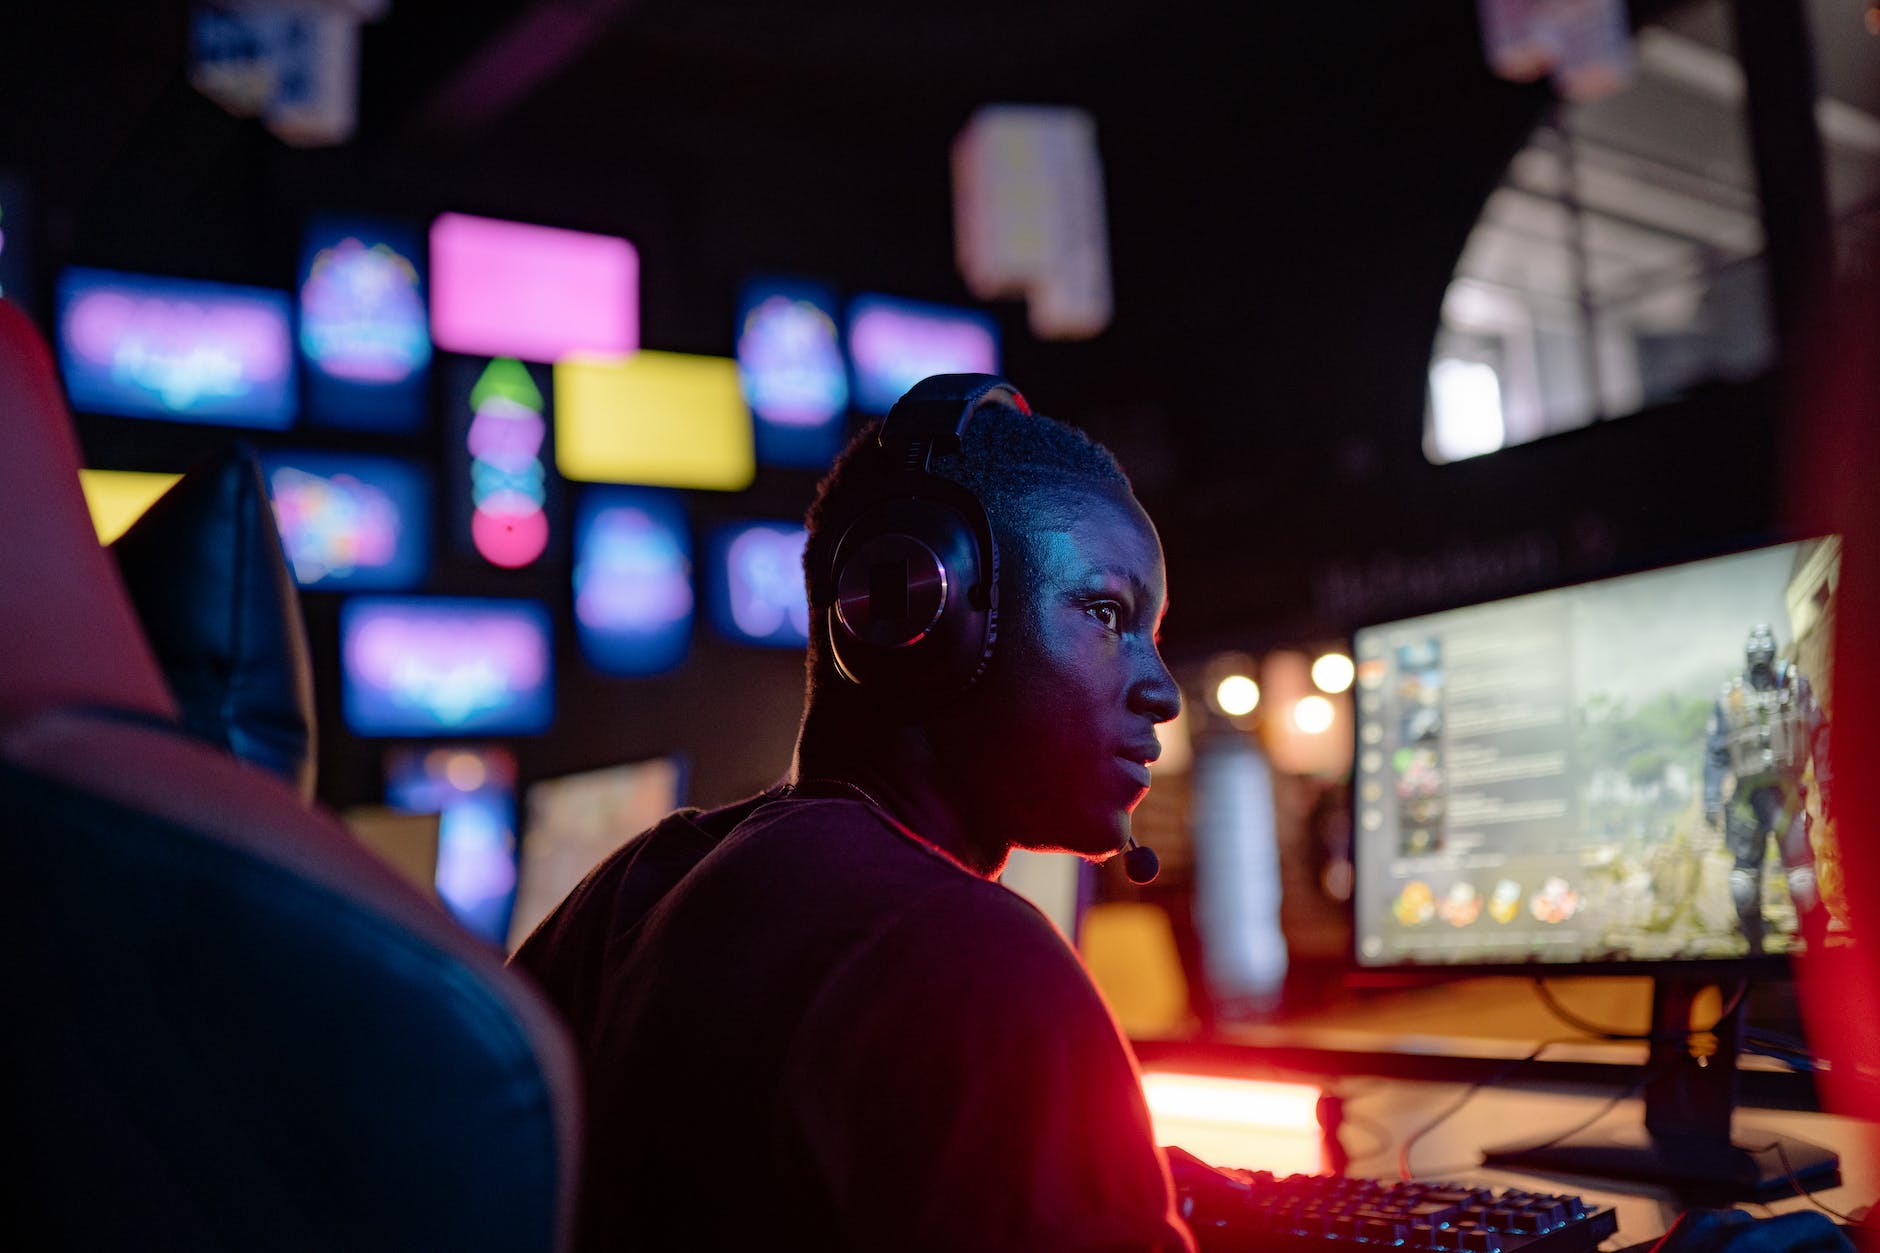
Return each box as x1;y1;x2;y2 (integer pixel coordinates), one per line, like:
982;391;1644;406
512;793;1195;1251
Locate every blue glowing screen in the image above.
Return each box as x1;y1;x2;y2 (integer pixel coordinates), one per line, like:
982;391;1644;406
385;745;519;948
298;214;431;431
705;520;811;648
574;486;694;675
736;276;849;468
341;596;554;737
845;293;999;414
257;450;431;590
57;267;297;428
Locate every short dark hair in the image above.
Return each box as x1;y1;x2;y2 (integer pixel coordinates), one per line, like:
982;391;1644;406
804;402;1130;571
801;400;1131;689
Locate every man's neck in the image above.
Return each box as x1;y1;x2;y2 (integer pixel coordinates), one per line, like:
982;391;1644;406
793;706;1009;878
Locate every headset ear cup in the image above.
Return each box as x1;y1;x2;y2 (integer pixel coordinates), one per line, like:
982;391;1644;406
826;493;996;705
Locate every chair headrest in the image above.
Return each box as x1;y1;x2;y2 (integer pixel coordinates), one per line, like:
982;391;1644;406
112;444;319;800
0;298;175;728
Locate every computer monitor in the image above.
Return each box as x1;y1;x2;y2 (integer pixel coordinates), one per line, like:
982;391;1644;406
298;213;431;432
384;746;520;948
508;756;686;952
56;266;297;428
257;450;431;590
340;596;555;737
1350;535;1845;1199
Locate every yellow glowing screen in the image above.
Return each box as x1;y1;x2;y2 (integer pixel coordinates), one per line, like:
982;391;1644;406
78;470;183;543
554;350;755;490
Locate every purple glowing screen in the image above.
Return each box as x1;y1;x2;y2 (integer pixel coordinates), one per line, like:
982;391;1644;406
706;520;811;648
341;596;554;736
574;486;693;675
299;214;431;430
846;293;999;414
56;267;297;427
258;450;431;589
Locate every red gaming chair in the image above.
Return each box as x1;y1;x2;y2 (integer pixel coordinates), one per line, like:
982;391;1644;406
0;298;581;1251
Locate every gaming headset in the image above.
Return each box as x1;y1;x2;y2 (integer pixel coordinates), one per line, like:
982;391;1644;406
806;373;1031;708
805;373;1165;886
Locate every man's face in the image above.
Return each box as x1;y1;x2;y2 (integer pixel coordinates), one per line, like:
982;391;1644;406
941;482;1182;859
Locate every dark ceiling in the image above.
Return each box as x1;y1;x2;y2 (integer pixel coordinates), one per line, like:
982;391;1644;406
0;0;1816;664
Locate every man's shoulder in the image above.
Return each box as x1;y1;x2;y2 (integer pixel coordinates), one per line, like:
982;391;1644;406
510;793;775;967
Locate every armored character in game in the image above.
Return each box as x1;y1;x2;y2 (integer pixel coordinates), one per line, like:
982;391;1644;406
1703;624;1830;954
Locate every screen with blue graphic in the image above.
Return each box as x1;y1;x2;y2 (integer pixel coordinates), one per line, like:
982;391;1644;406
299;214;431;431
706;520;811;648
846;293;999;414
736;276;849;468
385;745;520;947
258;450;431;590
56;267;297;428
574;486;694;675
341;596;554;736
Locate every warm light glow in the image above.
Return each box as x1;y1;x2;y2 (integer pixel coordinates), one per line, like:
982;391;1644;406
78;469;182;543
1311;652;1355;694
445;751;487;793
555;350;755;490
1141;1071;1326;1178
1141;1072;1321;1130
1292;694;1335;735
1215;674;1260;717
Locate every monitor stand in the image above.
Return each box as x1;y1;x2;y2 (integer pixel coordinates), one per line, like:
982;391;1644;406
1480;976;1841;1202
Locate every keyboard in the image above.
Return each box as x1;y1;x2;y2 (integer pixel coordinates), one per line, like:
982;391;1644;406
1170;1151;1622;1253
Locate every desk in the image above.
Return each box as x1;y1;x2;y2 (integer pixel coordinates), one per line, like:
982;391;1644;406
1144;1062;1876;1250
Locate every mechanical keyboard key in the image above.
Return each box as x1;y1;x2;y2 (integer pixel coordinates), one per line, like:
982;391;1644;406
1170;1155;1621;1253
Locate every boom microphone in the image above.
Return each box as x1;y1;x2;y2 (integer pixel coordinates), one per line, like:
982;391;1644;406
1122;836;1160;885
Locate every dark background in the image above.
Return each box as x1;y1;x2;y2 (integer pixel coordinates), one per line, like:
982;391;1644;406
0;0;1844;814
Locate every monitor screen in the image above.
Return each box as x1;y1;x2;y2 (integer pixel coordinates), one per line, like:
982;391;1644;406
846;293;999;414
429;211;638;363
704;520;811;648
298;214;431;432
1352;536;1842;970
574;486;694;675
509;756;685;951
736;277;849;468
258;450;431;589
77;469;183;543
441;355;560;570
57;266;297;428
340;596;555;737
385;745;520;947
553;349;755;491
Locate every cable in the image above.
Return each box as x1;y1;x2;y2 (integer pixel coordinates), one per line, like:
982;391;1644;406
1743;1141;1868;1228
1531;977;1751;1042
1334;1108;1399;1171
1396;1037;1589;1180
1469;1062;1662;1163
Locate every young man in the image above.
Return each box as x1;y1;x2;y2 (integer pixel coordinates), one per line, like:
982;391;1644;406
513;375;1194;1250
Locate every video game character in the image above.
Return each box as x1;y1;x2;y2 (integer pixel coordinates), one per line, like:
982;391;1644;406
1703;624;1831;954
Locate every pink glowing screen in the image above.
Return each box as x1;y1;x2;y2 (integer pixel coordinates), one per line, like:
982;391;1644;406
429;212;638;363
